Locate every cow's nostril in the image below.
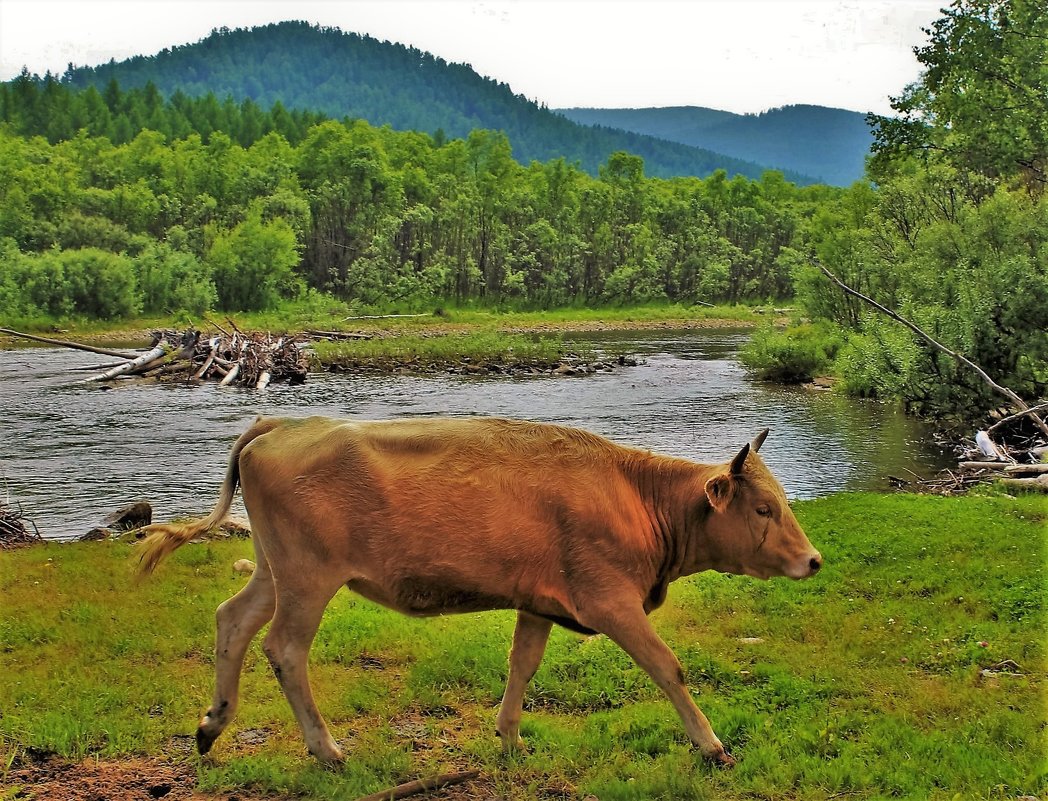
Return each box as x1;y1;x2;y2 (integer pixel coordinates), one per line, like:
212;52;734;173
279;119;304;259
809;557;822;572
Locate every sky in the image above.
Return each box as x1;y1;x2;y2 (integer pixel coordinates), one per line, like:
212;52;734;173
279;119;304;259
0;0;945;115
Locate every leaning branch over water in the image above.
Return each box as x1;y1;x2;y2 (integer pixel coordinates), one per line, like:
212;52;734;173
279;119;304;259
0;327;138;359
813;259;1048;438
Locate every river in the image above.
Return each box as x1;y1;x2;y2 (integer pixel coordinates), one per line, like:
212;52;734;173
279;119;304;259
0;329;946;540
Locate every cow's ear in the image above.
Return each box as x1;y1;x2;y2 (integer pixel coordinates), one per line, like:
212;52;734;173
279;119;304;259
705;473;737;513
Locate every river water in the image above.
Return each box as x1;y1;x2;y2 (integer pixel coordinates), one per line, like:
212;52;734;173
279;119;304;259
0;329;945;540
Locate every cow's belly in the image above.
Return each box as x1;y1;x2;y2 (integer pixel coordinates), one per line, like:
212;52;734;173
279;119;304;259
346;576;512;616
344;574;589;632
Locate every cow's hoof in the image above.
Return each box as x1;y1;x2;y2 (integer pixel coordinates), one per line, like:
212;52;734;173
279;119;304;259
196;725;218;755
309;746;345;767
710;749;736;768
496;731;528;755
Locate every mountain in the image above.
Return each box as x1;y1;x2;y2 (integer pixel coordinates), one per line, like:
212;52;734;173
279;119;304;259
557;105;873;186
60;21;817;184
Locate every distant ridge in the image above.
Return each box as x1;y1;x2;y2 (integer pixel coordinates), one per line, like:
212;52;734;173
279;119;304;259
60;21;818;184
557;105;873;186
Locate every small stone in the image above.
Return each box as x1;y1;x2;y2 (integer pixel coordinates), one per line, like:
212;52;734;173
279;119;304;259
233;559;255;574
737;637;765;644
899;657;909;664
978;640;989;648
79;527;114;541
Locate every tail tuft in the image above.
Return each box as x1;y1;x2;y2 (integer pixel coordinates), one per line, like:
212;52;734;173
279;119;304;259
136;521;211;577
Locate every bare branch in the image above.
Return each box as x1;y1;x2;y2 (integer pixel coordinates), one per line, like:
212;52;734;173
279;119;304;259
812;259;1048;437
352;770;481;801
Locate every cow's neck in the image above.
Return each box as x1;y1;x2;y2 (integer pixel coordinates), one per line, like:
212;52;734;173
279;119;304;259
621;452;722;593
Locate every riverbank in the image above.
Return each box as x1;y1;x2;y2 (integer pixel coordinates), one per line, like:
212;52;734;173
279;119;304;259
1;493;1042;801
2;304;766;377
0;302;763;349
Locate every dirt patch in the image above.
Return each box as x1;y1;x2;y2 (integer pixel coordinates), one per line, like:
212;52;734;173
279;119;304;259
5;753;210;801
3;753;497;801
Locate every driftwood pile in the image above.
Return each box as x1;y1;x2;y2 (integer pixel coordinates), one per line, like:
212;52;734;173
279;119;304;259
891;419;1048;495
87;328;309;389
0;499;41;549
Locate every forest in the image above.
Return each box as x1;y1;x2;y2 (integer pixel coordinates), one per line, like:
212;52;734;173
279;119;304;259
557;104;872;186
0;75;836;317
0;0;1045;422
55;21;805;183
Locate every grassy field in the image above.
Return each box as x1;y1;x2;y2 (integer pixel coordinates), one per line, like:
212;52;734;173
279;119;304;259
1;493;1044;800
1;300;760;346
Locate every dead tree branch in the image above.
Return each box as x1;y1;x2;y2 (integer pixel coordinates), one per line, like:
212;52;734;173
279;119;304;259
813;259;1048;437
0;328;138;359
352;769;480;801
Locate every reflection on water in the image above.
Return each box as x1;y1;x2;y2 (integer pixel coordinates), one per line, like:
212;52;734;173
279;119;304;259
0;330;946;540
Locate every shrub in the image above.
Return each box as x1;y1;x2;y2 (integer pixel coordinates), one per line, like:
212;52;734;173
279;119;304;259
135;242;216;315
740;322;844;383
207;213;301;311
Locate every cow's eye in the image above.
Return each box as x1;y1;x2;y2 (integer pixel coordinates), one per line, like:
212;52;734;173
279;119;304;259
756;505;772;517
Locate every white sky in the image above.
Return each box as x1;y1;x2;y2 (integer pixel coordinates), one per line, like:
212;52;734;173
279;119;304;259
0;0;943;115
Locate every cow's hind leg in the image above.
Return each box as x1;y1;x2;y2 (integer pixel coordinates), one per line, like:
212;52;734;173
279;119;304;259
496;611;553;753
262;575;344;764
197;548;276;755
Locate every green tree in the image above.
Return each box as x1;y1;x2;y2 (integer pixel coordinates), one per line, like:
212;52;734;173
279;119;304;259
869;0;1048;193
207;212;301;310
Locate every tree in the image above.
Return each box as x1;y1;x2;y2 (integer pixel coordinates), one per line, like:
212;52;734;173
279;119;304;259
207;212;301;310
869;0;1048;193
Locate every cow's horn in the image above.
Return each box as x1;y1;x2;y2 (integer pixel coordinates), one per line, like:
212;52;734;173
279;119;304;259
729;443;750;475
751;428;770;452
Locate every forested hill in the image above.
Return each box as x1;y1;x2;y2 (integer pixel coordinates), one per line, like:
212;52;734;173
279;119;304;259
58;21;814;183
557;105;873;186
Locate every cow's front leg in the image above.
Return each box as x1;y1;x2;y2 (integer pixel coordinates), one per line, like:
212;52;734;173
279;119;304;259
591;604;735;767
262;586;343;764
496;611;553;753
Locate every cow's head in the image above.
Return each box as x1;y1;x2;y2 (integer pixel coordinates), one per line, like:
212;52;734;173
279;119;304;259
703;429;822;580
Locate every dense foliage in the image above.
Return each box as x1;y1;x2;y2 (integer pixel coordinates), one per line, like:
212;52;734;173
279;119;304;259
53;21;811;183
558;104;873;187
0;79;834;319
750;0;1048;420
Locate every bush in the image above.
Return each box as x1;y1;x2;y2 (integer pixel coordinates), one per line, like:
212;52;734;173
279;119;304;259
135;242;216;315
740;322;844;383
207;213;301;311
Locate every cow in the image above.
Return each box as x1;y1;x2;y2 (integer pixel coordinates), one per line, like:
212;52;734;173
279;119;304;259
137;415;821;768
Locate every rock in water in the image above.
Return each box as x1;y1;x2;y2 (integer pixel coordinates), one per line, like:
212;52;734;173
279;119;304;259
104;501;152;530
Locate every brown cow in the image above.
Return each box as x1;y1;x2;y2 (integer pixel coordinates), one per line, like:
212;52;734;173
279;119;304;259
137;416;821;767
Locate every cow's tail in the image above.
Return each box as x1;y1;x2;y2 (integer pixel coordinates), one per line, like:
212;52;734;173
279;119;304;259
136;416;282;577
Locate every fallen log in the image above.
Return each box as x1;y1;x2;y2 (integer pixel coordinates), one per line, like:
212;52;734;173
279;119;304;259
998;475;1048;492
958;461;1013;471
0;327;138;359
1004;463;1048;475
219;361;241;386
85;342;171;382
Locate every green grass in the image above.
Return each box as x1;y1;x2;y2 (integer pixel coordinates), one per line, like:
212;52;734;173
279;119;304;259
1;493;1044;799
311;331;580;370
0;298;759;346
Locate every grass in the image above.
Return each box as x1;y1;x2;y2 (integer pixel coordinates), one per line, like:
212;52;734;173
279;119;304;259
0;299;760;346
1;493;1044;800
311;330;582;371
